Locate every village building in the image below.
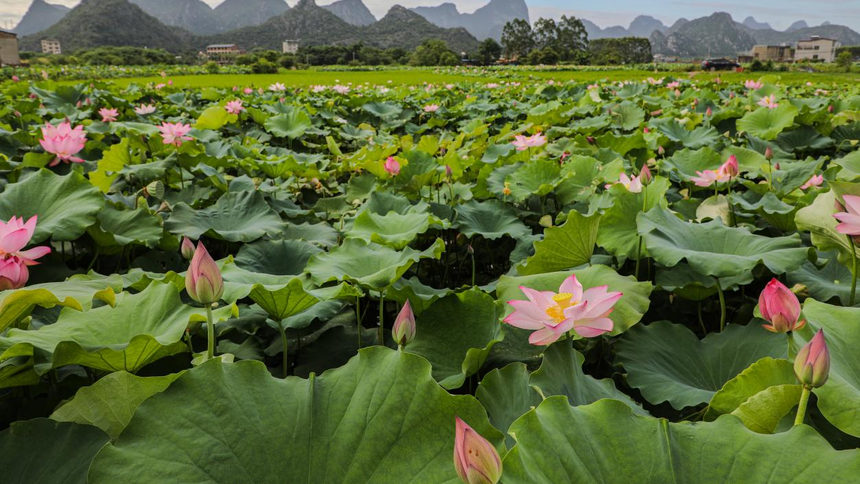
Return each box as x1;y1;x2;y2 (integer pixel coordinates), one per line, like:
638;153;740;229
283;40;299;54
0;29;20;66
794;36;839;62
206;44;242;64
41;39;62;55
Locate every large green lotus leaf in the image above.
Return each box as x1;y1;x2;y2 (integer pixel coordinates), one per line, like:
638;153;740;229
662;147;722;180
249;278;320;322
362;102;402;118
305;238;444;289
655;263;753;301
234;239;321;275
518;211;600;275
658;120;719;149
88;348;504;483
501;398;860;484
638;208;809;278
0;283;234;374
165;190;287;242
834;150;860;181
386;277;452;313
0;274;123;333
0;169;103;243
455;199;530;240
597;176;670;259
506;159;562;200
0;418;109;484
264;108;312;139
405;288;502;389
610;101;645;131
731;384;802;434
795;191;857;268
88;203;163;247
705;357;796;418
616;321;786;409
195;105;237;130
797;299;860;437
474;364;541;448
347;210;432;249
788;255;855;306
736;104;799;141
51;371;182;439
595;131;645;155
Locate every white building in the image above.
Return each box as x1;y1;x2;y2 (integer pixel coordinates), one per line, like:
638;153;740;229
0;29;19;66
794;36;839;63
283;40;299;55
41;39;61;55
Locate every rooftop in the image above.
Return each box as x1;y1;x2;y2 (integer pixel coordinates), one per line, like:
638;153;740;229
0;28;17;37
207;44;238;48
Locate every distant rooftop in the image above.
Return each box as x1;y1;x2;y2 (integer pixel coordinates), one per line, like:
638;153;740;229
0;28;17;37
799;36;836;42
207;44;238;48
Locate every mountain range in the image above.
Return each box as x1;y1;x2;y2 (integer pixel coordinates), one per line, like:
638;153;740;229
411;0;529;40
12;0;70;36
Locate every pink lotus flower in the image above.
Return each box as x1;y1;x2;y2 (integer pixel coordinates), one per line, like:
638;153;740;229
834;195;860;236
39;121;87;166
269;82;286;92
0;216;51;265
392;300;416;347
605;172;642;193
185;241;224;304
135;104;156;116
99;108;118;123
758;94;779;109
720;155;739;178
758;278;805;333
0;256;30;290
744;80;763;90
691;169;729;187
158;122;192;147
453;417;502;484
795;330;830;388
384;157;401;176
225;100;244;114
801;174;824;190
666;81;680;89
504;275;621;345
511;133;547;152
244;87;253;95
423;104;440;113
155;83;166;90
333;85;350;94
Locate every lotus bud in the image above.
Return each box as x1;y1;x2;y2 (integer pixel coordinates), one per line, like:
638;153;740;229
143;180;165;199
586;136;595;144
180;236;195;260
643;127;650;134
758;278;805;333
454;417;502;484
720;155;739;178
706;107;713;117
446;165;453;178
828;105;834;113
384;157;401;176
392;300;416;347
794;330;830;388
185;241;224;304
657;145;665;156
765;146;774;161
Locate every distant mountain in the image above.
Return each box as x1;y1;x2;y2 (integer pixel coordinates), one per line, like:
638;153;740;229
129;0;223;34
214;0;290;31
742;16;772;30
363;5;478;52
322;0;376;26
21;0;194;53
748;24;860;47
650;12;755;57
411;0;529;40
13;0;70;36
786;20;809;32
628;15;667;37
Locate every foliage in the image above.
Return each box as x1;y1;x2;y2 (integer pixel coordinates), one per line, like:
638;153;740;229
589;37;653;65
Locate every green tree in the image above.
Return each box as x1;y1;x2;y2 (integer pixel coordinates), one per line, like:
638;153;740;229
588;38;652;65
501;18;535;59
409;39;458;66
555;15;588;62
836;51;853;72
533;18;558;51
477;38;503;65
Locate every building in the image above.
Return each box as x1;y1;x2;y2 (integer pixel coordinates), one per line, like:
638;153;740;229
206;44;241;64
739;45;794;63
41;39;62;55
0;29;20;66
282;40;299;55
795;36;839;62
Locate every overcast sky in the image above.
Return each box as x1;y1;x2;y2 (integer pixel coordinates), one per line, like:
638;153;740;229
1;0;858;32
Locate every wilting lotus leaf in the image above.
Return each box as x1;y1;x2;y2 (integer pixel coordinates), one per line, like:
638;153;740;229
501;398;860;484
518;210;600;275
455;199;530;240
616;321;786;409
597;177;671;259
51;371;182;439
796;300;860;437
405;288;502;389
88;348;503;483
165;190;287;242
347;210;433;249
0;169;103;243
305;238;444;289
737;105;798;141
0;418;109;484
638;208;809;278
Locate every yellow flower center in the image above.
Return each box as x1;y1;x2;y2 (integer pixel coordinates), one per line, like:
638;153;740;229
545;293;577;325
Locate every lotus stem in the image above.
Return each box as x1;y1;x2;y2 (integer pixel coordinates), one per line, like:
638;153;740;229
276;319;288;378
697;301;707;335
794;386;811;426
205;304;216;360
767;160;773;190
470;248;476;287
355;296;362;347
715;278;726;332
635;188;649;280
377;290;385;346
849;235;858;307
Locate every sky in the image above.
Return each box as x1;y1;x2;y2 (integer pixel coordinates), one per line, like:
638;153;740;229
1;0;858;32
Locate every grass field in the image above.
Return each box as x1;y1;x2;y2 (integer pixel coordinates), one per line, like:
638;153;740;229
71;67;860;89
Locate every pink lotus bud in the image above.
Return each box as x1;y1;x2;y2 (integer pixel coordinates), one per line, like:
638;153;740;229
765;146;774;161
706;107;713;117
758;278;805;333
657;145;665;156
0;256;30;290
392;300;416;347
720;155;739;178
454;417;502;484
828;105;834;113
446;165;453;177
586;136;595;144
639;164;653;185
384;157;401;176
185;241;224;304
794;330;830;388
180;236;195;260
643;127;650;134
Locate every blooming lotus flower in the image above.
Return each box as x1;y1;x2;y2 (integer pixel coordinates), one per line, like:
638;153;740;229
758;94;779;109
424;104;440;113
39;121;87;166
243;87;253;95
225;100;244;114
758;278;805;333
11;75;19;82
135;104;156;115
185;241;224;304
155;83;166;90
801;174;824;190
691;169;729;187
504;275;621;345
392;300;416;347
180;236;195;260
0;216;51;265
834;195;860;236
269;82;286;92
453;417;502;484
158;122;193;147
605;172;642;193
794;330;830;388
744;80;763;90
384;157;401;176
333;85;350;94
666;81;680;89
99;108;118;123
511;133;547;152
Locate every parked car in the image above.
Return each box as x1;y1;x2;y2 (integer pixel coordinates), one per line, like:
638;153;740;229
702;58;741;71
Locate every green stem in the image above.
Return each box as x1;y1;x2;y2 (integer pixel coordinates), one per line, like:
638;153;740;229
849;235;858;307
184;330;194;354
205;305;215;360
355;296;362;348
377;290;385;346
727;182;735;227
715;278;727;332
276;319;288;378
635;189;648;280
470;249;476;287
697;301;707;335
794;386;811;426
767;159;773;190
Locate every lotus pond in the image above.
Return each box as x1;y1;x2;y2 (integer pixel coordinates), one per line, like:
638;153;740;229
0;73;859;483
